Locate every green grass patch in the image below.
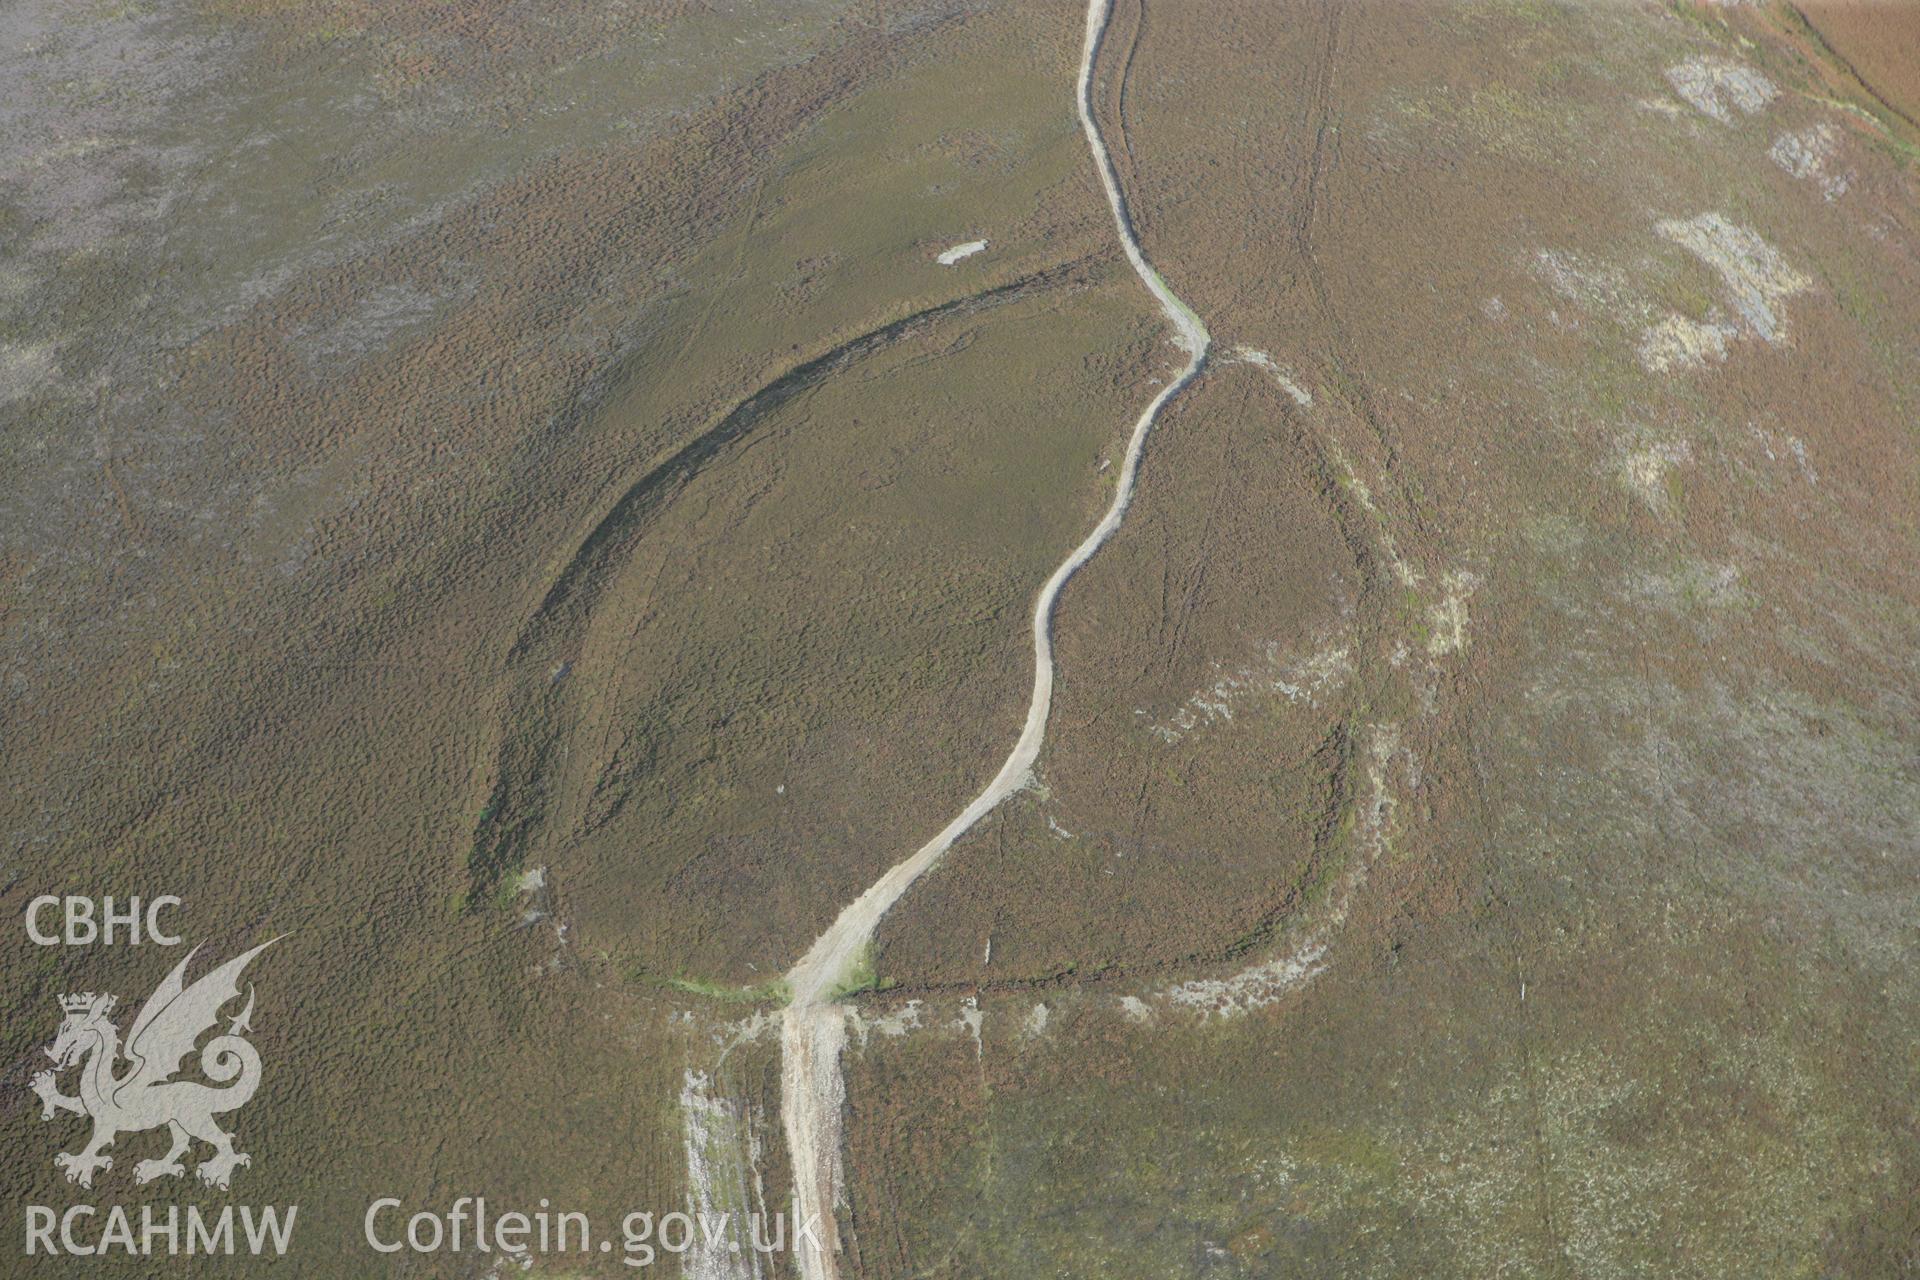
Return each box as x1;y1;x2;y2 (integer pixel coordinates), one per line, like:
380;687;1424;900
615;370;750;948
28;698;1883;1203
827;943;880;1001
656;973;792;1006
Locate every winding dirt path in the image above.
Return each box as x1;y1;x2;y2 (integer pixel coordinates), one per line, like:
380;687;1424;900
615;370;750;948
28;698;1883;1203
779;2;1210;1274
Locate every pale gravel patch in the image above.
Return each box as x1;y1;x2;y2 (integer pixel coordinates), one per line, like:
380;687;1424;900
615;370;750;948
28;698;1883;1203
1328;438;1420;587
1147;638;1352;743
787;996;1023;1052
1655;212;1810;345
1617;439;1693;513
1426;570;1479;656
1770;123;1836;179
935;238;987;266
680;1070;768;1280
1232;345;1313;406
1665;56;1776;125
1770;124;1851;200
1531;248;1646;322
1363;723;1403;862
779;1007;849;1277
1023;1002;1049;1037
1162;942;1330;1019
1637;310;1738;373
847;999;922;1046
711;1009;779;1050
1142;720;1408;1022
954;996;983;1058
1747;424;1818;484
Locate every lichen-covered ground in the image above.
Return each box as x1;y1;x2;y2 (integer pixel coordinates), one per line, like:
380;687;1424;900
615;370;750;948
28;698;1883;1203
3;1;1915;1277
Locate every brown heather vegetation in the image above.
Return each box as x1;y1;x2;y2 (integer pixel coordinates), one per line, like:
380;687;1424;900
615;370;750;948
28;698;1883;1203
3;0;1917;1276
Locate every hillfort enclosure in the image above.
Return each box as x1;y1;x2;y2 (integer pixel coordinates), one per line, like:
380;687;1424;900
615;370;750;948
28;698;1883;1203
4;1;1917;1276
